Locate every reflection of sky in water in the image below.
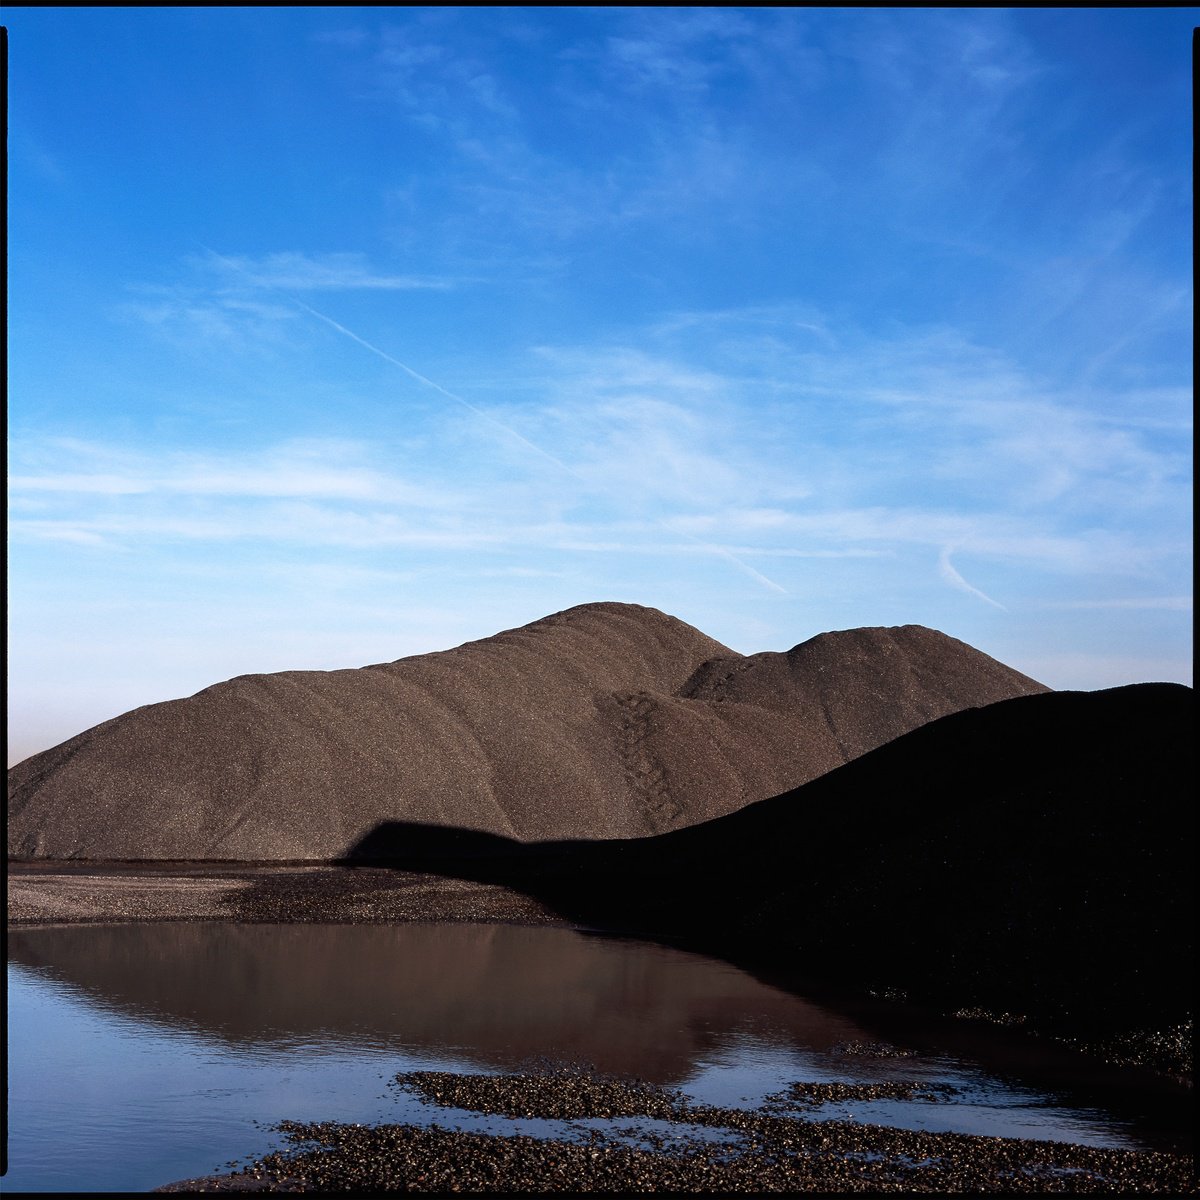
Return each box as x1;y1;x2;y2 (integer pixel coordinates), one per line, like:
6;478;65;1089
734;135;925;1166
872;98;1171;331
679;1032;1138;1146
9;963;469;1193
6;924;1189;1193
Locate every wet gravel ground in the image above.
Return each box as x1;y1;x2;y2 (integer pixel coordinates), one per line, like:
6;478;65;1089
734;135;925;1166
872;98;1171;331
5;863;568;927
1054;1025;1195;1084
159;1069;1195;1193
395;1068;690;1122
762;1080;961;1110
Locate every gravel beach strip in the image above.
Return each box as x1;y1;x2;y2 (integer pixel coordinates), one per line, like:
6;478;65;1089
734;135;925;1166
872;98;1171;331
158;1070;1195;1194
6;863;570;927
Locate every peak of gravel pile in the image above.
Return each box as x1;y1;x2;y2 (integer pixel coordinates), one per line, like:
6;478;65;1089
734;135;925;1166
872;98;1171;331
7;602;1047;861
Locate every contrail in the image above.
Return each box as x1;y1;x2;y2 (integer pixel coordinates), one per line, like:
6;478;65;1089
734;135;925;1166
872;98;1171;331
706;543;789;594
200;244;787;593
199;244;576;476
289;298;581;480
297;299;789;594
938;545;1007;611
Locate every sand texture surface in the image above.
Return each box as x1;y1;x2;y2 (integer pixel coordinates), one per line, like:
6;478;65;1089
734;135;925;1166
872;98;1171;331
7;602;1047;861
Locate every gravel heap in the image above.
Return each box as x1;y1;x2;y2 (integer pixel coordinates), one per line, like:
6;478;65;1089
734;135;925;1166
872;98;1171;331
8;602;1046;860
395;1068;688;1121
763;1081;960;1110
395;1068;962;1120
831;1041;918;1058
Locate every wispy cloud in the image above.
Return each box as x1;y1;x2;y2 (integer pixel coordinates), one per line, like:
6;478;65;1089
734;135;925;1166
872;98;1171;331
315;12;816;253
117;288;300;352
647;307;1190;517
1031;596;1192;612
601;9;762;97
938;546;1008;610
196;250;454;292
14;299;1190;628
9;439;462;511
119;249;458;352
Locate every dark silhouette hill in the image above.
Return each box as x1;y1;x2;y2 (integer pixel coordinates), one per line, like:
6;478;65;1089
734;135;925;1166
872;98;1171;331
7;602;1047;861
347;683;1192;1034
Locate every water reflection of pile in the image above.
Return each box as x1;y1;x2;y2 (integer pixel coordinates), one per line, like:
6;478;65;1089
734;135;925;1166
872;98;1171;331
6;922;868;1083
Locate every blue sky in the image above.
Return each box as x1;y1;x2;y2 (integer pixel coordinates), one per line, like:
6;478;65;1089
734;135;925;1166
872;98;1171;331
6;7;1193;764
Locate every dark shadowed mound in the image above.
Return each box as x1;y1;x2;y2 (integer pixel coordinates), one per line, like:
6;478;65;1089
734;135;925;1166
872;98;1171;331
7;602;1046;861
349;683;1193;1034
668;682;1194;1031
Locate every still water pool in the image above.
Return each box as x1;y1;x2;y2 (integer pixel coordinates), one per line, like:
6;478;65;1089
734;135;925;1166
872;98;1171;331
5;922;1191;1192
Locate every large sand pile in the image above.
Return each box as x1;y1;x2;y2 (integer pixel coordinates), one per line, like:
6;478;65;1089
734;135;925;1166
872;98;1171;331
7;601;1047;861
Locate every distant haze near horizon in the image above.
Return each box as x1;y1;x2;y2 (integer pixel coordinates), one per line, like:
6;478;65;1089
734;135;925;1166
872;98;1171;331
6;8;1192;767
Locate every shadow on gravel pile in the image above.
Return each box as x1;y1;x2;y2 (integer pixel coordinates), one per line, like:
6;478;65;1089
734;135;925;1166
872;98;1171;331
334;683;1194;1040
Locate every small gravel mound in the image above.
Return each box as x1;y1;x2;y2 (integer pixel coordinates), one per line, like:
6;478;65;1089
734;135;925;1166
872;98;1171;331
394;1068;688;1121
764;1081;960;1110
831;1041;917;1058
